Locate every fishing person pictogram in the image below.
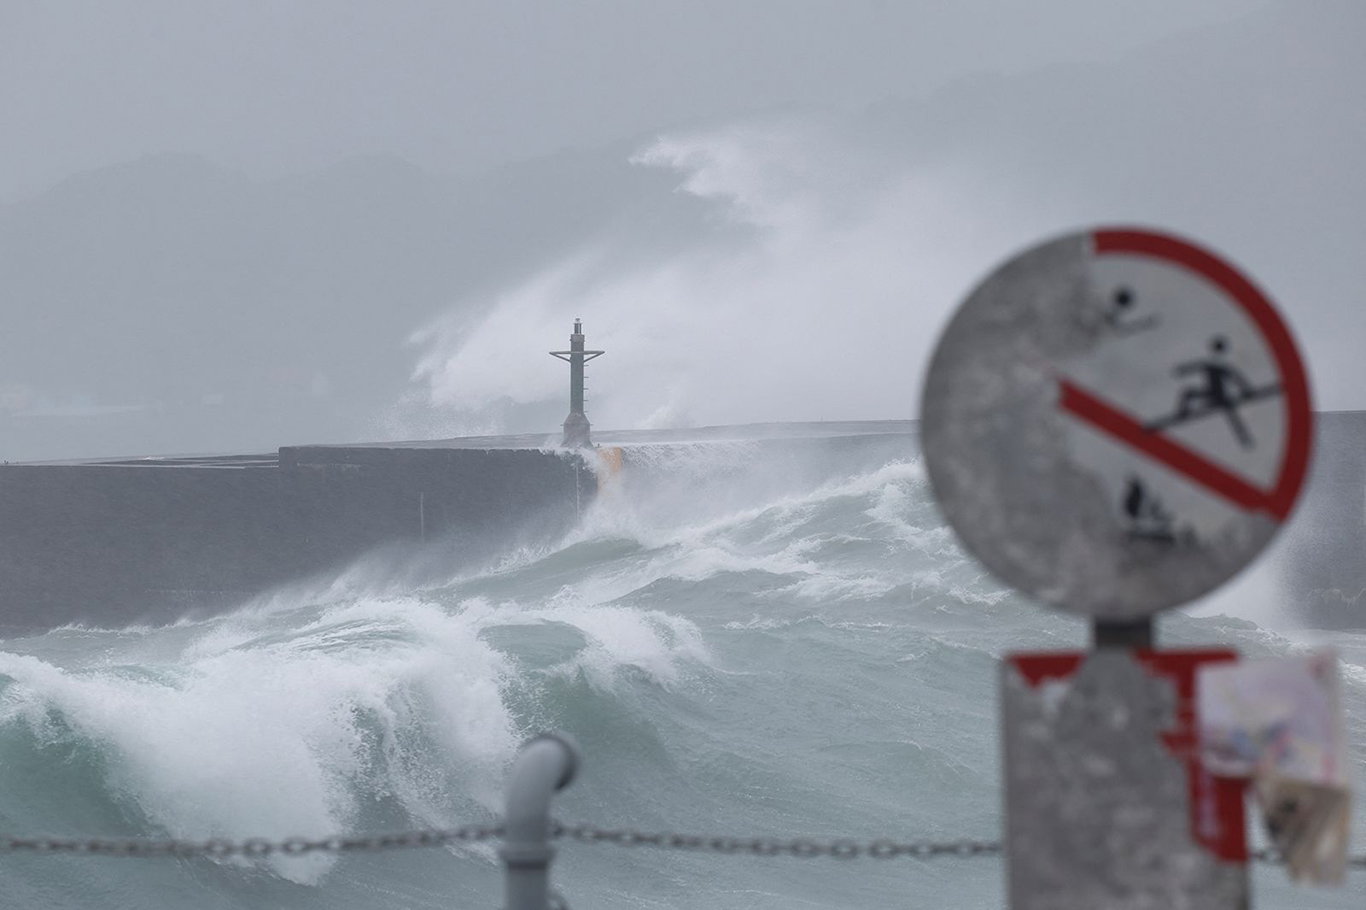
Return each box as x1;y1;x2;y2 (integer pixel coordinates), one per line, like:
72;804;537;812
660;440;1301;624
1145;336;1282;449
1121;475;1177;543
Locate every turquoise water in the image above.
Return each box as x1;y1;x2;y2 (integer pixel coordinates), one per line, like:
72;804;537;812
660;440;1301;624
0;440;1361;909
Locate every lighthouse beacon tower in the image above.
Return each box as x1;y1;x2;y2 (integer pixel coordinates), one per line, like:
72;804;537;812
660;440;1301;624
549;319;604;448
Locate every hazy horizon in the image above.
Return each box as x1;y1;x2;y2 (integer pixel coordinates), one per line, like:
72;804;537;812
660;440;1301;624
2;0;1363;460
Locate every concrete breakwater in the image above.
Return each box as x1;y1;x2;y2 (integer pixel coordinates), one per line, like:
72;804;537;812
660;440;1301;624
0;423;917;635
0;443;594;634
0;415;1359;635
1276;410;1366;629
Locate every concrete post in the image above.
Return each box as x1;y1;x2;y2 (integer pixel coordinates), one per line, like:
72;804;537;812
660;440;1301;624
1091;617;1154;649
500;733;580;910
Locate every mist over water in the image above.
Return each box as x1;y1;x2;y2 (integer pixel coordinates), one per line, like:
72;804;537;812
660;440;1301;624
2;3;1361;462
0;438;1360;909
408;120;1052;436
402;2;1366;441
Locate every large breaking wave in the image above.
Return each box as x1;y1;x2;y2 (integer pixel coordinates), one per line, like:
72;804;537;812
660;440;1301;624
0;438;1361;909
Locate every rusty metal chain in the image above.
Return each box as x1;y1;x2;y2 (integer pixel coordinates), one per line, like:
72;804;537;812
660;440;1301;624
1248;847;1366;869
0;824;503;857
556;825;1366;870
553;823;999;859
0;822;1362;869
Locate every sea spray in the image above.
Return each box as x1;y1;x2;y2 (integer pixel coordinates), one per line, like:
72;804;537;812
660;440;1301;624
0;435;1359;909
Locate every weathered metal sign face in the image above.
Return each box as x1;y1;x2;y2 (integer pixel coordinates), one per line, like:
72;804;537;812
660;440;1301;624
1001;649;1249;910
921;227;1312;618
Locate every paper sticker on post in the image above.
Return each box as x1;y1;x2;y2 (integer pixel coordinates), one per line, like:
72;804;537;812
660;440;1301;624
921;227;1313;619
1199;651;1352;884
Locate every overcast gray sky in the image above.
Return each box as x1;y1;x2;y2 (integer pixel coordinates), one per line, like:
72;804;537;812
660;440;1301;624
1;0;1362;460
1;0;1268;196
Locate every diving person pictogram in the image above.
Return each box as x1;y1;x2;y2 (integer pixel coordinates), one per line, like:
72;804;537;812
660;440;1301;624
1105;286;1159;336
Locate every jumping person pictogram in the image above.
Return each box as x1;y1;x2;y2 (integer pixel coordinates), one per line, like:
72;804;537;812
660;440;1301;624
1145;336;1281;449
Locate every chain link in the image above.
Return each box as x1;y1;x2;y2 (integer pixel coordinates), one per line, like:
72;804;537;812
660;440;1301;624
554;824;1000;860
0;822;1361;869
556;824;1366;869
1248;847;1366;869
0;824;502;858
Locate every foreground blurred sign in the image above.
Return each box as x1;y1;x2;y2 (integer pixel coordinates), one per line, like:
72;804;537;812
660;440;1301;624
1001;649;1248;910
921;226;1312;620
920;226;1322;910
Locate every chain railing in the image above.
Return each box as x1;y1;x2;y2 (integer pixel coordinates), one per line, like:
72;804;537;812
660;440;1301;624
0;733;1361;910
0;825;1361;868
0;825;503;857
554;824;1366;868
554;824;1001;859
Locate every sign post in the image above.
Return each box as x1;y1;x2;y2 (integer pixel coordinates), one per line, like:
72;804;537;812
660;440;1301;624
919;226;1314;909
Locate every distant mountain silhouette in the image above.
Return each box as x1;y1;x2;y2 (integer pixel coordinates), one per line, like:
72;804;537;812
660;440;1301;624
1;0;1360;460
0;147;710;460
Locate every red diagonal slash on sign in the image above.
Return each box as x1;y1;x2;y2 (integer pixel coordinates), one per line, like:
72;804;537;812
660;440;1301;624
1057;379;1292;521
1082;228;1311;523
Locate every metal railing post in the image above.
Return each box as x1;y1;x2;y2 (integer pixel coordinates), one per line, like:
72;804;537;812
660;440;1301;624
501;733;580;910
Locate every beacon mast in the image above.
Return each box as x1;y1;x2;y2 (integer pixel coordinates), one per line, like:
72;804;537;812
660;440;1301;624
549;319;604;448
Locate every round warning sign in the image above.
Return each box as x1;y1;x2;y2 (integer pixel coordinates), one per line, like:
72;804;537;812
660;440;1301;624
921;227;1312;619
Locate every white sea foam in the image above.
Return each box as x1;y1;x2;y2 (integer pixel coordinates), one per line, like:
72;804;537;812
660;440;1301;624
776;573;895;602
0;590;714;884
0;455;931;887
531;604;709;689
2;445;1356;910
0;644;388;883
864;481;958;556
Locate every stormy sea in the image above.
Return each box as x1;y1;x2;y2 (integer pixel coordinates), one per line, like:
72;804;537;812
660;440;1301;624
0;429;1361;909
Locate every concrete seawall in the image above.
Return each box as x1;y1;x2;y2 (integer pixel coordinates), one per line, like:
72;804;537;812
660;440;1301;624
1275;410;1366;628
0;423;916;635
0;414;1358;635
0;445;592;633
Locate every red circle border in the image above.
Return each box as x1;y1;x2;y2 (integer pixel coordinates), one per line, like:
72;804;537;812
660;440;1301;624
1092;227;1313;522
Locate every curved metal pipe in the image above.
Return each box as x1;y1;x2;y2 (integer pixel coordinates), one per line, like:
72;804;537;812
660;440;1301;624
500;732;580;910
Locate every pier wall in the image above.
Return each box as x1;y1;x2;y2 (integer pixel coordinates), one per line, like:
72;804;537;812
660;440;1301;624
0;414;1359;635
0;446;590;633
1276;410;1366;628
